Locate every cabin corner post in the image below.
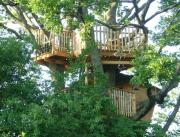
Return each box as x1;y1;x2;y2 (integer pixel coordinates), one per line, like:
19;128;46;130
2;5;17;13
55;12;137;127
85;63;88;85
132;93;136;116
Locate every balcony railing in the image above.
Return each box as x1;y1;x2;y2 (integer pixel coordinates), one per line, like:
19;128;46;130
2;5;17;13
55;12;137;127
34;25;143;58
109;88;136;117
94;25;143;52
34;30;73;57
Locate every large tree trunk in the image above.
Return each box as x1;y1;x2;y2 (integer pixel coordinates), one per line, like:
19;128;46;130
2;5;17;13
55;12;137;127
88;29;104;73
88;1;118;72
105;1;118;25
77;6;104;74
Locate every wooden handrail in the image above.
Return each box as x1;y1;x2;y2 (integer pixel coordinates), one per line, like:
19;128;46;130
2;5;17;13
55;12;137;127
94;25;143;52
33;25;144;57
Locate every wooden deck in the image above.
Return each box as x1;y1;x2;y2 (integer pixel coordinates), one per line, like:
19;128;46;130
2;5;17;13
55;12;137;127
33;25;143;65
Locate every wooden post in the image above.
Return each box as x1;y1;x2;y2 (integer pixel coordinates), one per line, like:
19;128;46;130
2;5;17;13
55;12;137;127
85;63;88;85
132;93;136;115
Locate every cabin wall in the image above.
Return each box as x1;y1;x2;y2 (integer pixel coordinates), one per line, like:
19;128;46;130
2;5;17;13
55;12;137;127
103;64;157;121
119;82;156;121
134;86;156;121
103;65;116;86
103;65;133;91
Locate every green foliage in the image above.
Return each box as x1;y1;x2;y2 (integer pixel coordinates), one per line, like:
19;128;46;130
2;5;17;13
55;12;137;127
27;88;110;137
1;1;177;136
15;0;109;30
23;79;165;137
153;11;180;46
0;40;165;136
159;0;179;10
17;47;165;137
131;47;178;87
0;37;47;136
25;90;166;137
153;89;180;137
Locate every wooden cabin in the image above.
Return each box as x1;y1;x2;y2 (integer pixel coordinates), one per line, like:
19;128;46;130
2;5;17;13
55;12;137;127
33;24;156;120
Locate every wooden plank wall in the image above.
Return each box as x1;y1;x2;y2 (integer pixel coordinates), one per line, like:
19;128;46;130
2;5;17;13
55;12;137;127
110;88;136;117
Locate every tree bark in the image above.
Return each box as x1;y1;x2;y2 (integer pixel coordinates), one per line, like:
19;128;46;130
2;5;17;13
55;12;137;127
88;29;104;73
105;1;118;25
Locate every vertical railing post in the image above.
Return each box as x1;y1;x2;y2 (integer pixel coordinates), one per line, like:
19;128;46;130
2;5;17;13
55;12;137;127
132;93;136;116
51;32;55;54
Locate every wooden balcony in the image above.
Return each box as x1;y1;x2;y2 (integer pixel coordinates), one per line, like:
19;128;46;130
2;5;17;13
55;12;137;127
109;88;136;117
33;25;143;66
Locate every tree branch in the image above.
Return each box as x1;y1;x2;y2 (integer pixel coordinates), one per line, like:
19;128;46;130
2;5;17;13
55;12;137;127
0;0;18;6
31;13;50;37
145;3;179;23
132;96;156;120
13;5;35;39
1;3;36;40
22;12;38;29
0;23;22;39
95;19;144;31
120;0;133;3
156;63;180;104
163;94;180;132
128;1;146;21
132;0;141;24
133;63;180;120
141;0;155;21
1;4;22;23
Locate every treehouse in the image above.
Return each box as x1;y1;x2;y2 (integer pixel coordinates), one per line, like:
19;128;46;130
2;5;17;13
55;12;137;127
33;24;157;120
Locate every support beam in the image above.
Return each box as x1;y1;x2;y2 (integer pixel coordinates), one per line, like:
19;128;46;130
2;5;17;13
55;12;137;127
102;60;131;65
44;58;67;65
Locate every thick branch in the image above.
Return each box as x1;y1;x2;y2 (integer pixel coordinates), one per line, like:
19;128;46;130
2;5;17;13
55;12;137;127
1;4;22;23
128;1;146;21
133;63;180;120
132;96;156;120
132;0;141;24
31;13;50;37
0;1;18;6
2;4;36;40
141;0;155;21
120;0;133;3
11;5;36;40
163;95;180;132
0;23;22;39
22;13;38;29
105;1;118;25
156;63;180;104
95;19;143;31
